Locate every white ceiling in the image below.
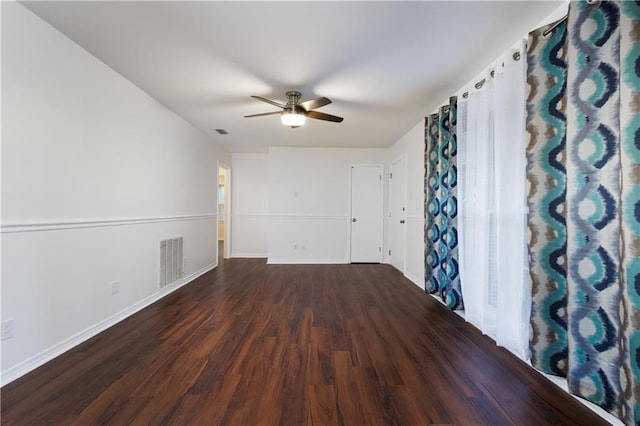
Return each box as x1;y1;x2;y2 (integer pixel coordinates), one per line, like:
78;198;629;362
21;1;563;153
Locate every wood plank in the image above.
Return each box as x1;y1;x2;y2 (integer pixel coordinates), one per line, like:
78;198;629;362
307;385;338;426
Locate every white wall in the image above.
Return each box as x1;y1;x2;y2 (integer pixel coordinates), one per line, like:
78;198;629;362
267;147;388;263
388;121;425;288
1;3;230;384
231;153;268;257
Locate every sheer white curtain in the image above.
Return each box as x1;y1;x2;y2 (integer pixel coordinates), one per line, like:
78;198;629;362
458;77;494;332
493;40;530;359
458;39;530;360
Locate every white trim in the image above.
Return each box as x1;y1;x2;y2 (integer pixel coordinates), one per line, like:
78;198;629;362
388;155;408;274
390;153;407;168
267;258;349;265
233;214;349;221
218;161;232;259
1;214;218;233
405;271;424;289
0;262;217;386
268;214;350;220
539;372;623;425
348;165;353;262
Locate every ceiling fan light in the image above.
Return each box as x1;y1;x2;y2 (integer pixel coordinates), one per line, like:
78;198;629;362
281;111;306;126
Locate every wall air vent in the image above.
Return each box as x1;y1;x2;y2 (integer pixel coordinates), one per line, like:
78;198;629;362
159;237;183;288
215;129;229;135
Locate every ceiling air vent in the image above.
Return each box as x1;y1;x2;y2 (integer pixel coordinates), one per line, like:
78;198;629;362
215;129;229;135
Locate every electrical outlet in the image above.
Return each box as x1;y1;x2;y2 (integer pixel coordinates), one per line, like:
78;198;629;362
111;280;120;295
2;319;15;340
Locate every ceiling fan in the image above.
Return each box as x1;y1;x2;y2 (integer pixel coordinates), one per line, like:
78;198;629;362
244;91;344;128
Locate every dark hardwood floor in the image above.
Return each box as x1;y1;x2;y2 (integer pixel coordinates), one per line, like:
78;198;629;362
2;256;608;425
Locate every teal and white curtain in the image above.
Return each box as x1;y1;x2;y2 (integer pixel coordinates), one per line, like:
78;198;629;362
424;97;463;310
527;1;640;423
457;40;531;359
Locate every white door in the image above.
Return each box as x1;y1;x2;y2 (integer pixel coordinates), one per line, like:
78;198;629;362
389;157;407;272
350;165;383;263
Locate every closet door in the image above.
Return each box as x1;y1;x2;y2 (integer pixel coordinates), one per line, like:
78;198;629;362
350;165;383;263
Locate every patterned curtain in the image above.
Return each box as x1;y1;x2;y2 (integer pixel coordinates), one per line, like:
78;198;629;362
424;96;463;310
527;13;569;379
527;1;640;423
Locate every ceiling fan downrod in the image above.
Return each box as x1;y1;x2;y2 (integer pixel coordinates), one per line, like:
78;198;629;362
285;91;301;106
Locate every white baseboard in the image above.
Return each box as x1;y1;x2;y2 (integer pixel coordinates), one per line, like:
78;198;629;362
539;372;623;425
405;271;424;289
1;262;217;386
267;258;349;265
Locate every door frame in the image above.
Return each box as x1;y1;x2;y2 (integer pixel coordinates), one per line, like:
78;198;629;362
348;163;384;263
388;155;407;272
217;161;232;259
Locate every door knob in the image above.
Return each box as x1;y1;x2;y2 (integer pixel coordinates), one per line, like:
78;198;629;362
352;218;357;222
400;220;405;224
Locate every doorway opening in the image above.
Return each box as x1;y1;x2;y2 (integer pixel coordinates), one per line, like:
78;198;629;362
217;163;231;260
389;156;407;273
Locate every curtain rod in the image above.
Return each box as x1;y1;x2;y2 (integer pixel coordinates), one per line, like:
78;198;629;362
542;15;568;37
432;7;569;113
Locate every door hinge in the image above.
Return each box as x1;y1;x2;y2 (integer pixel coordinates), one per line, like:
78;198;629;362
379;246;382;252
379;175;382;181
390;172;393;179
389;250;391;256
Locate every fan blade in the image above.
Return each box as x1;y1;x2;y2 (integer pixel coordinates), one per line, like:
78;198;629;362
244;111;282;118
299;97;331;111
251;95;286;109
306;110;343;123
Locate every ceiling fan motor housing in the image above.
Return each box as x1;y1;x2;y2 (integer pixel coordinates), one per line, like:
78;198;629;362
285;91;302;105
283;91;305;119
282;104;305;114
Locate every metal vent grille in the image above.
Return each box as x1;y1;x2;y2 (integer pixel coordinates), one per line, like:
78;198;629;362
160;237;183;287
215;129;229;135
